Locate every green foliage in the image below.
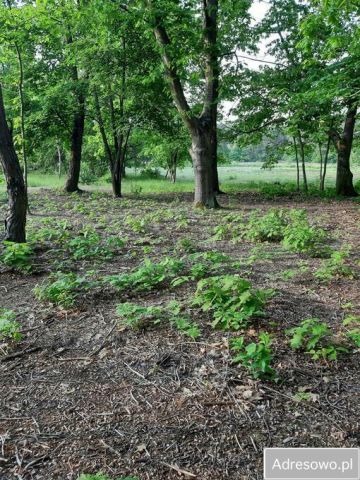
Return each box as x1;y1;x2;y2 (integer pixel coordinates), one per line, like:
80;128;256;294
78;474;138;480
116;300;200;338
0;309;22;342
230;333;276;379
282;210;328;256
0;242;33;272
260;183;297;199
125;215;147;234
342;315;360;347
193;275;273;330
116;302;163;329
105;258;185;292
29;219;71;243
286;318;345;360
175;237;198;253
67;228;118;261
172;316;200;339
314;249;353;281
245;209;288;242
34;272;94;308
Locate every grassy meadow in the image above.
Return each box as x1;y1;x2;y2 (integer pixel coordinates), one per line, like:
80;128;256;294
19;161;360;194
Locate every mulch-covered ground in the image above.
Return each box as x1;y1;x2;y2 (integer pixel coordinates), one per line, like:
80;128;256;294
0;189;359;480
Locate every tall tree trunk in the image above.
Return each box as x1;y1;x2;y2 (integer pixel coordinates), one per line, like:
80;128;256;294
111;126;131;198
64;30;86;193
331;104;358;196
65;90;85;192
0;84;26;242
297;130;308;193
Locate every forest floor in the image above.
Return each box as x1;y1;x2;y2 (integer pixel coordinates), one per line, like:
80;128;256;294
0;189;359;480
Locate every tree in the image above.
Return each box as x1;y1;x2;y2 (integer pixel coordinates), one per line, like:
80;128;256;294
300;0;360;195
137;0;251;207
0;83;26;242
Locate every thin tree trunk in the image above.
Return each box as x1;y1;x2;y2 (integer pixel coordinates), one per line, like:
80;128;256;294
57;142;62;178
15;46;29;208
320;132;331;192
297;130;308;193
94;89;114;168
0;84;26;242
318;141;323;189
293;136;300;191
331;104;358;196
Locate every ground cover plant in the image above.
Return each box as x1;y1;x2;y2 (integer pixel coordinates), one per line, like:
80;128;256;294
0;188;359;480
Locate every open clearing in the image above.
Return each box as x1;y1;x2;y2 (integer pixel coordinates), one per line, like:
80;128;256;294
15;162;360;193
0;189;359;480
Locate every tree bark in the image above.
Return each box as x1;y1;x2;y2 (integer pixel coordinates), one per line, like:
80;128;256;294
0;84;27;242
191;125;218;208
65;91;85;192
330;104;358;196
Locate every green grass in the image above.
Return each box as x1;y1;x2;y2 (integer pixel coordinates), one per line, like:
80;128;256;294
2;162;360;195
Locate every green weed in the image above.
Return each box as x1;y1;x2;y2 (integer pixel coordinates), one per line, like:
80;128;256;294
286;318;346;360
231;332;276;379
105;257;185;293
0;309;22;341
0;242;33;272
34;272;95;307
193;275;273;330
342;315;360;347
314;249;354;281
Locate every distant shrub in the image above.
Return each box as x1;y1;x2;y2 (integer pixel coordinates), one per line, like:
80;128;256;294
139;167;161;179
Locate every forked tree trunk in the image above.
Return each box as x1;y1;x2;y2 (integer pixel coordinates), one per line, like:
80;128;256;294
65;96;85;192
0;85;27;242
190;127;218;208
151;0;219;208
332;104;358;196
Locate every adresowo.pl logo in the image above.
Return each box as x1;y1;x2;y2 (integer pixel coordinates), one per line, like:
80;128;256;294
264;448;360;480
